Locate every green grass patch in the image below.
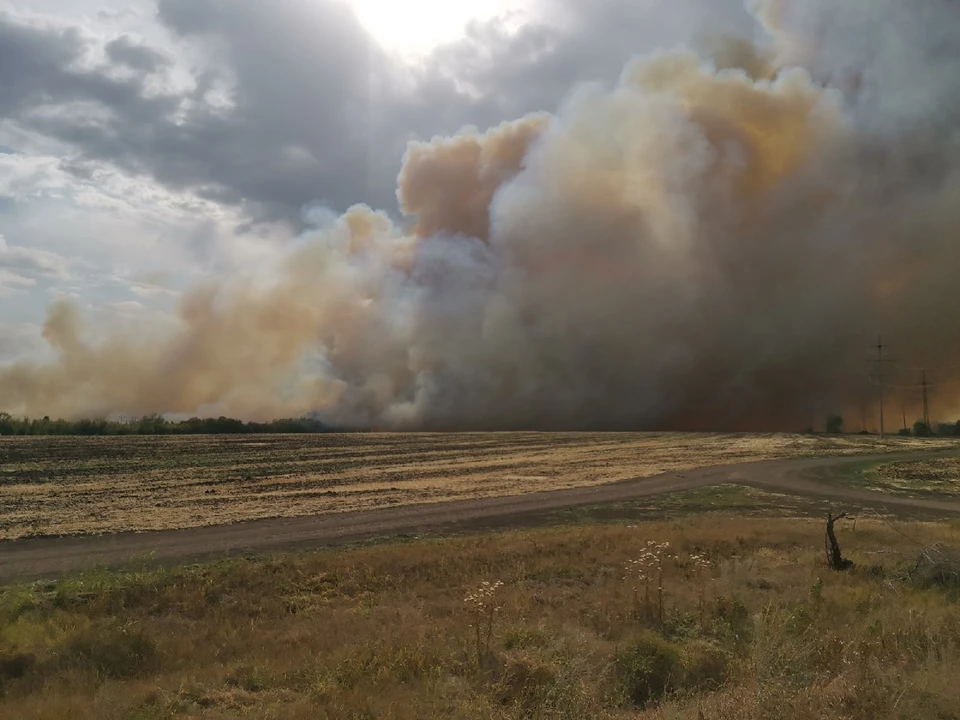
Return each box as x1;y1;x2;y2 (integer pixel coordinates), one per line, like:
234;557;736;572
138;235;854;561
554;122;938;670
832;458;960;498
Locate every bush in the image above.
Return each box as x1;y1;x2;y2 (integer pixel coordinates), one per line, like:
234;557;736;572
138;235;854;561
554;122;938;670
935;421;957;436
904;545;960;595
681;641;730;691
62;624;158;679
713;595;753;645
614;632;683;708
495;653;557;711
826;414;844;434
226;664;272;692
0;652;35;684
502;626;550;650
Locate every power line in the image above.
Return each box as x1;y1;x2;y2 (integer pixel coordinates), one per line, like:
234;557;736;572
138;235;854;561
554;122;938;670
870;377;960;390
894;358;960;373
867;336;897;438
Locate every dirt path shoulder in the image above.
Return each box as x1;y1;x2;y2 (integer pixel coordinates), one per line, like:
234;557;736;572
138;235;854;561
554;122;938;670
2;450;959;584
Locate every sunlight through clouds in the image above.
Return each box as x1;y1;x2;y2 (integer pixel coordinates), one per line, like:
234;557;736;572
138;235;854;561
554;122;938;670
349;0;532;55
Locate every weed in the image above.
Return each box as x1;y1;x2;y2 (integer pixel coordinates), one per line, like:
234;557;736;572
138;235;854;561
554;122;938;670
652;542;673;626
809;577;824;605
502;626;550;650
690;553;712;630
624;554;654;621
464;580;504;667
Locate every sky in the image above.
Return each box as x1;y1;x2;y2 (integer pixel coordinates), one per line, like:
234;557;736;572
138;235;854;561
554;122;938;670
7;0;957;431
0;0;751;365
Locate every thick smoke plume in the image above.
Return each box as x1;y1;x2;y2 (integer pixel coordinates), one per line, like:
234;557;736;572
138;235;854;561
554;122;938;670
3;0;960;430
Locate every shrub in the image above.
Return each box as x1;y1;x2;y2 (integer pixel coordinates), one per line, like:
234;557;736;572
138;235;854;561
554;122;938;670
0;652;35;684
681;641;730;691
61;624;158;679
502;626;550;650
903;544;960;595
226;664;272;692
614;632;683;708
496;653;557;711
713;595;753;645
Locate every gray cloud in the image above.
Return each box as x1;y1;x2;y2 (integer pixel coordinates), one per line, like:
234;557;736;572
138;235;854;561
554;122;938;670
105;34;170;72
0;14;85;117
413;0;753;125
0;1;746;229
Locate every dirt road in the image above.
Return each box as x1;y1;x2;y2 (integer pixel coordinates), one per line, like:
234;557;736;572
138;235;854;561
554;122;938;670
3;450;960;583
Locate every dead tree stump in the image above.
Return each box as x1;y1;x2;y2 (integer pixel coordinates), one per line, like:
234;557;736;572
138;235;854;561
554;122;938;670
825;512;854;571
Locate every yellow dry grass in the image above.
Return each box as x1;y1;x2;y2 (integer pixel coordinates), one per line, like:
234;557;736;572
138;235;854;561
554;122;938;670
1;513;958;719
870;457;960;496
1;432;955;539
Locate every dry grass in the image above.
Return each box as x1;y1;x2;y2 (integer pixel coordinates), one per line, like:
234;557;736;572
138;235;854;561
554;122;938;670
867;458;960;497
1;432;953;539
1;514;959;719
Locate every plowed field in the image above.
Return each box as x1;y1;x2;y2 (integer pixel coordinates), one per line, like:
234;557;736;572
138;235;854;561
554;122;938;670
1;432;955;539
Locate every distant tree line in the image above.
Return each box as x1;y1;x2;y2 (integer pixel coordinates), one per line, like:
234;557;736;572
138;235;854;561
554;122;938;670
899;420;960;438
820;413;960;437
0;413;347;436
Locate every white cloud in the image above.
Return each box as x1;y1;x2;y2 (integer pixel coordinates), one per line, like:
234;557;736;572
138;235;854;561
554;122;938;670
0;233;71;279
46;287;81;300
0;138;290;313
126;278;178;299
0;268;37;295
0;151;72;201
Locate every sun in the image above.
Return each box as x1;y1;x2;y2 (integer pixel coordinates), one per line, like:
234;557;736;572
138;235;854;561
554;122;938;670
350;0;531;56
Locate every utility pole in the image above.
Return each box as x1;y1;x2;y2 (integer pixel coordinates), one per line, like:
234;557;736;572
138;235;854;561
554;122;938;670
922;370;931;430
868;336;896;438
